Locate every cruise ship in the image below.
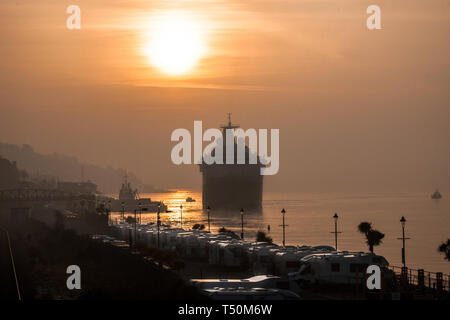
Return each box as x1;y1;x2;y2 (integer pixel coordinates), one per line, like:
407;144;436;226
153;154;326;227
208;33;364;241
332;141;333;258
199;115;264;211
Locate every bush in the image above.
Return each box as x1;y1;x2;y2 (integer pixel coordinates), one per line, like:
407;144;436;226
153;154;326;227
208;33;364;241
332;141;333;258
256;231;273;243
218;227;240;239
192;224;205;230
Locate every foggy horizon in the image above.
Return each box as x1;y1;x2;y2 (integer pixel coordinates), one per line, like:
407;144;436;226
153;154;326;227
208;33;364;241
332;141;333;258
1;0;449;305
1;0;449;193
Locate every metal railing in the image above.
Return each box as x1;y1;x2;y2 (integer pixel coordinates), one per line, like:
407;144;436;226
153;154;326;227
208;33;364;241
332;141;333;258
388;265;450;293
0;188;95;202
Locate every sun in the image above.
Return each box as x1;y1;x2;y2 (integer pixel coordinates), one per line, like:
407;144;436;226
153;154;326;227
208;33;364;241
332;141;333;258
143;11;207;76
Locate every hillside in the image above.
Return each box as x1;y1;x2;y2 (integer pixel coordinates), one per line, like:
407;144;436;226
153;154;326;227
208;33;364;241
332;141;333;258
0;142;168;194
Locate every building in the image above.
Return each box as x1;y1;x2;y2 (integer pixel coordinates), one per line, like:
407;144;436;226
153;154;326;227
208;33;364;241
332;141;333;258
57;181;98;195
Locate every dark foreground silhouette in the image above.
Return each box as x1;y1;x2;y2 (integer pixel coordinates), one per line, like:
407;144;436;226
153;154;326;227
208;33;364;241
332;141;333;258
0;215;205;300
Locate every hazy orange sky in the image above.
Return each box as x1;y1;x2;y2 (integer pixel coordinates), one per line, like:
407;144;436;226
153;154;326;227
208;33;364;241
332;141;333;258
1;0;449;192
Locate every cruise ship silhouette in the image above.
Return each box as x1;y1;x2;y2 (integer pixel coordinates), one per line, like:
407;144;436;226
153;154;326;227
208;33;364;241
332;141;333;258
199;115;264;211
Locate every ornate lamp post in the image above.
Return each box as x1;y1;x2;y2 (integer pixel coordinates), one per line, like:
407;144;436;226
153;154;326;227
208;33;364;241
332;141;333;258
240;208;244;240
180;204;183;229
138;202;142;224
280;208;288;247
157;202;161;249
206;206;211;233
121;201;125;222
330;213;342;251
106;200;111;225
398;216;410;267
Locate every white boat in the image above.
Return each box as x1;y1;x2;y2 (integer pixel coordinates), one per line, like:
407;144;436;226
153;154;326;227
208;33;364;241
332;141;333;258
431;190;442;199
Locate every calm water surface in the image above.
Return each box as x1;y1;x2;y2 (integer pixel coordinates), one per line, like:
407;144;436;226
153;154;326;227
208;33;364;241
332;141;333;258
111;191;450;274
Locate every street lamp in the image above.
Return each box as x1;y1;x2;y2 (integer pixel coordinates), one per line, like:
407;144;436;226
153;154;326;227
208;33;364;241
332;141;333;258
106;200;111;225
157;202;161;249
240;208;244;240
206;206;211;233
121;201;125;222
180;204;183;229
138;202;142;224
133;207;137;248
398;216;410;267
331;213;341;251
280;208;287;247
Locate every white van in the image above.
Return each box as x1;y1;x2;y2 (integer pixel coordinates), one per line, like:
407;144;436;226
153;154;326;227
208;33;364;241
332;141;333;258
291;251;392;285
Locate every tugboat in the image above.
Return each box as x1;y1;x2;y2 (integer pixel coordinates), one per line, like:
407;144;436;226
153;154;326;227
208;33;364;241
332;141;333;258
111;176;167;212
431;190;442;199
186;197;196;202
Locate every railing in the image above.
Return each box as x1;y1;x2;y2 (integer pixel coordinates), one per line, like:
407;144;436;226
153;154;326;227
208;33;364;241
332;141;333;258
0;189;95;202
388;265;450;293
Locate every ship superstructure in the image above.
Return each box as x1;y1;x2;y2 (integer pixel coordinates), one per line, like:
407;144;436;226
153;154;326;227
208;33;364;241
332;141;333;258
111;176;167;212
119;176;138;201
199;115;264;210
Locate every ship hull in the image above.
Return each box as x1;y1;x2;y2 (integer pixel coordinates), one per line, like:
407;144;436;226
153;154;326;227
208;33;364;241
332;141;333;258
110;198;167;213
200;165;263;210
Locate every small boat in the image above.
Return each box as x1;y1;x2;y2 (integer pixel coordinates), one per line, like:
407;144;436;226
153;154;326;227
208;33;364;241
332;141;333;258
186;197;196;202
431;190;442;199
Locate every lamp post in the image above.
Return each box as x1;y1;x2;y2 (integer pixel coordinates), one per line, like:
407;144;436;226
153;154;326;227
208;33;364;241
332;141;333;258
180;204;183;229
106;200;111;225
138;202;142;224
133;208;137;248
240;208;244;240
330;213;342;251
206;206;211;233
157;202;161;249
280;208;288;247
397;216;410;267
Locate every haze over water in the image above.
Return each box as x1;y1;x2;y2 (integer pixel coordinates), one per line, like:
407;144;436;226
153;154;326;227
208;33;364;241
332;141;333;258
112;190;450;274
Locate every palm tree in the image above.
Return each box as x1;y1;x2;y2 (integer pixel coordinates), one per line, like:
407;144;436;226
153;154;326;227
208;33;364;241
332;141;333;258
357;221;385;253
358;222;372;235
438;239;450;261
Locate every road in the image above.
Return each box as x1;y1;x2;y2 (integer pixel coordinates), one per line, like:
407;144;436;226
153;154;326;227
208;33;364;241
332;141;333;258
0;228;21;300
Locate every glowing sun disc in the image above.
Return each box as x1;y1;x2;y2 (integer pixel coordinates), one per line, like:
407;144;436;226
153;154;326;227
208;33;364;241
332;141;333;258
144;11;207;75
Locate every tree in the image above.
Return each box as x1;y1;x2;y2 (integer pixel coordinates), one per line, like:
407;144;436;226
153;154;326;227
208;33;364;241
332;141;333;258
438;239;450;261
358;222;372;235
357;221;385;253
218;227;239;239
256;231;273;243
125;216;136;224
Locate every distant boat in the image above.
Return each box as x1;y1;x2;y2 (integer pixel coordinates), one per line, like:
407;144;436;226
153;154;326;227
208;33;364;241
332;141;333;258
186;197;196;202
110;176;167;212
431;190;442;199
